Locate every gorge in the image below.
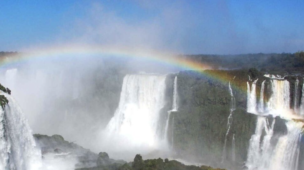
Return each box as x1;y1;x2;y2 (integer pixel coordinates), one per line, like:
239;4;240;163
0;55;303;170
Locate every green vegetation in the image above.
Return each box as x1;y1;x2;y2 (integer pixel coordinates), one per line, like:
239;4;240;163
0;95;8;109
77;154;225;170
183;52;304;74
0;83;10;109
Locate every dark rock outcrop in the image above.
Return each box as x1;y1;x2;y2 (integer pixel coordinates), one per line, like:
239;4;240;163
0;83;10;109
34;134;100;168
78;154;225;170
171;69;257;170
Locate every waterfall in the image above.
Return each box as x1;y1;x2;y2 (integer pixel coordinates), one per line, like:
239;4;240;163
246;117;276;170
247;79;258;113
268;122;301;170
172;76;179;112
267;80;291;117
300;82;304;116
165;76;179;143
171;115;175;148
294;133;302;170
164;112;171;142
246;117;267;169
294;79;299;113
222;82;235;163
259;80;265;113
246;77;302;170
105;74;167;151
232;134;235;162
0;92;41;170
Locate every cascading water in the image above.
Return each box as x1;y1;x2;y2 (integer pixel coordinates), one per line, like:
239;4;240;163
258;80;265;113
267;122;302;170
171;115;175;148
164;112;171;142
246;77;303;170
232;134;235;163
247;79;258;114
301;81;304;116
246;117;276;170
0;92;41;170
172;76;179;112
222;82;235;163
105;74;168;154
267;79;291;117
294;79;299;113
164;76;178;143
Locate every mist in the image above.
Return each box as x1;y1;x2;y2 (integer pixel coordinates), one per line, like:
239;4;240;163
0;51;181;154
1;1;304;170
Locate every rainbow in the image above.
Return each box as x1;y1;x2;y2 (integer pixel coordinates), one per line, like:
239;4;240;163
0;45;303;130
0;45;211;70
0;45;242;90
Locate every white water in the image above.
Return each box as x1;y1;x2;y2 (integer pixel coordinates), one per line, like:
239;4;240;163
104;74;168;156
172;76;179;112
232;134;235;162
267;80;291;118
222;82;235;163
300;81;304;116
247;79;258;113
258;80;265;113
267;122;301;170
164;76;179;143
294;79;299;113
246;117;276;170
246;77;303;170
0;92;41;170
171;115;175;148
248;79;292;117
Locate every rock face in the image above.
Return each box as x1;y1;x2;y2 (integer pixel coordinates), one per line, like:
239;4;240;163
170;69;257;169
34;134;100;168
170;69;304;170
0;83;10;108
78;154;225;170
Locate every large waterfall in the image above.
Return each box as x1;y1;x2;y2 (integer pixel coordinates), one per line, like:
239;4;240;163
268;79;291;117
104;74;168;155
246;77;303;170
0;92;41;170
247;79;258;113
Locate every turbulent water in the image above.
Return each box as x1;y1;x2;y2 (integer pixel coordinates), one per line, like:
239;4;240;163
268;79;291;117
247;118;301;170
104;74;168;156
0;92;41;170
247;79;258;113
258;80;265;113
246;78;303;170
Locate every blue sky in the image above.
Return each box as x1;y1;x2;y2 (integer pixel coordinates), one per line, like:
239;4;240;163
0;0;303;54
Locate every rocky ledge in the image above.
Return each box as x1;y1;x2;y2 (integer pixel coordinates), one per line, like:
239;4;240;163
0;83;10;109
34;134;224;170
77;154;225;170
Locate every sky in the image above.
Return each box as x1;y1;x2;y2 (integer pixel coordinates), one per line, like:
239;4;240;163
0;0;304;54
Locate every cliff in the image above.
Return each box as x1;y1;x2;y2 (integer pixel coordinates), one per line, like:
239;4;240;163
170;69;257;169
